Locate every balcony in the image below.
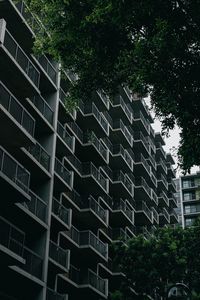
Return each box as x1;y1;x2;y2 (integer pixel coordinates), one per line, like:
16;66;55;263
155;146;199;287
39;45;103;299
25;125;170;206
0;23;40;95
159;208;170;224
133;111;150;134
111;119;133;147
135;177;151;202
0;80;35;146
158;191;169;207
110;199;134;226
54;158;73;191
49;240;70;272
110;144;134;172
0;216;25;265
28;94;54;128
134;153;151;179
168;178;176;193
111;170;134;197
167;163;176;178
19;190;47;224
157;174;168;191
25;142;51;172
169;210;179;223
59;88;77;121
169;193;178;208
46;288;68;300
20;246;43;280
135;201;153;225
57;122;75;155
133;131;150;155
110;95;132;123
96;90;110;110
82;131;109;164
136;226;152;239
34;55;58;91
112;228;133;243
58;266;108;298
156;142;166;160
78;101;109;136
147;154;157;170
0;146;30;201
152;207;159;224
62;226;108;262
61;192;108;228
52;197;72;230
157;159;167;174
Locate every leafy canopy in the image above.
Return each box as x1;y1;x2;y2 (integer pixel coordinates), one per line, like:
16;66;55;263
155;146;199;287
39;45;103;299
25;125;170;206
112;222;200;300
24;0;200;171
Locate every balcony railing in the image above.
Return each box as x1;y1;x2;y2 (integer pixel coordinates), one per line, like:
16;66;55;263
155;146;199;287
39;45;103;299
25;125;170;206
112;199;133;221
159;191;169;206
3;28;40;88
21;247;43;279
113;170;134;195
0;216;25;257
57;122;74;152
157;159;167;173
36;55;57;85
112;228;132;242
22;190;47;222
15;1;41;33
26;142;51;171
112;95;132;122
54;158;73;188
136;201;152;221
49;240;70;270
0;146;30;193
97;90;110;108
83;131;108;162
158;174;168;189
152;207;159;223
137;153;151;173
66;226;107;258
52;197;71;227
133;111;150;133
151;189;158;205
79;101;109;134
134;131;150;152
112;144;133;169
135;177;151;196
0;81;35;136
156;142;166;158
159;208;170;222
29;94;54;125
46;288;67;300
113;119;133;145
83;162;108;192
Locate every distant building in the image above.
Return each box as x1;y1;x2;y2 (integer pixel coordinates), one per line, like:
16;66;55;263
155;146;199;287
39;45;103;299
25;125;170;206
177;172;200;228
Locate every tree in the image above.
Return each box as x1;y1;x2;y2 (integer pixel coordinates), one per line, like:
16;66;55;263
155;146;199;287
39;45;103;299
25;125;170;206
111;223;200;300
23;0;200;171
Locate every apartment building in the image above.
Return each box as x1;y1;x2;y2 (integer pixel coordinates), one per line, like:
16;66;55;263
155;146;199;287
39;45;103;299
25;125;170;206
0;1;177;300
176;172;200;228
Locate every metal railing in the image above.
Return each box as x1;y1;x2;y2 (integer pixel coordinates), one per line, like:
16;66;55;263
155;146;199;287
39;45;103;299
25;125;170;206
0;81;35;136
3;29;40;88
134;131;150;152
54;158;72;188
152;207;159;223
26;142;50;171
46;288;67;300
83;162;108;191
87;195;108;224
67;121;83;142
22;190;47;222
112;144;133;168
36;55;57;85
135;177;151;196
157;159;167;173
134;111;150;133
113;170;133;195
21;247;43;279
159;191;169;206
52;197;71;227
66;226;107;258
139;154;151;174
66;154;82;174
156;142;166;158
159;208;170;222
97;90;110;108
112;199;133;221
0;146;30;193
87;269;107;296
136;201;152;221
113;119;132;145
29;94;54;125
151;189;158;205
0;216;25;257
49;240;69;270
59;88;77;119
83;131;108;162
15;1;41;34
112;228;132;242
112;95;132;122
57;122;74;152
158;174;168;189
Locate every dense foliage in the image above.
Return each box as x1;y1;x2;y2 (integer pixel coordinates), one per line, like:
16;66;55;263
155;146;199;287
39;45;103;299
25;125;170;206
112;223;200;300
24;0;200;171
